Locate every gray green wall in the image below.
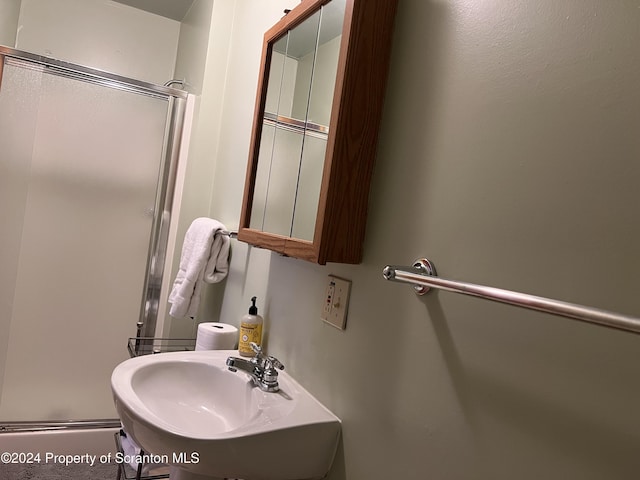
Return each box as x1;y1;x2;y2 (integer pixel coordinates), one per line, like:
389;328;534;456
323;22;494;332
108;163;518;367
194;0;640;478
0;0;21;47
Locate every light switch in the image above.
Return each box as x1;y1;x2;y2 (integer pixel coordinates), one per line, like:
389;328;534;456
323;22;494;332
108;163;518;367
321;275;351;330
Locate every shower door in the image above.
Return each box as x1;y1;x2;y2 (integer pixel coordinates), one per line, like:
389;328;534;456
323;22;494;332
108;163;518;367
0;50;183;421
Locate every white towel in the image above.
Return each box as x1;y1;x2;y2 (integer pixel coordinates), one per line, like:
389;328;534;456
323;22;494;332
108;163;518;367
168;218;230;318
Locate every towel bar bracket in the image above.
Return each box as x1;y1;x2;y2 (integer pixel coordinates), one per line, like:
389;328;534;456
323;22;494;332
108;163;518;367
411;258;437;295
383;258;437;296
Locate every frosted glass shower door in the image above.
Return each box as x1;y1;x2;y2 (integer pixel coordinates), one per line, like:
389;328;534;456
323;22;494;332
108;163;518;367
0;59;170;421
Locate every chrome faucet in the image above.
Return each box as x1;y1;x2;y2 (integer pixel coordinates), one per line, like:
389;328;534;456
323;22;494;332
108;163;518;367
226;343;284;392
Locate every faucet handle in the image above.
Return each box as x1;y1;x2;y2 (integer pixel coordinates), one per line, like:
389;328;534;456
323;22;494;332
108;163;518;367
267;356;284;370
249;342;263;357
249;343;284;370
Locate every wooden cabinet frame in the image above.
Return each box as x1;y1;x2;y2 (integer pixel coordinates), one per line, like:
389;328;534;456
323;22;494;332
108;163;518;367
238;0;398;264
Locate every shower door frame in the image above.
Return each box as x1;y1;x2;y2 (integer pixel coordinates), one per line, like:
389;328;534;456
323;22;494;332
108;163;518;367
0;46;186;431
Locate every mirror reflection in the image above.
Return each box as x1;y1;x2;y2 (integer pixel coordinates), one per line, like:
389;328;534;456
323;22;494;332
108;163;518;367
250;0;346;241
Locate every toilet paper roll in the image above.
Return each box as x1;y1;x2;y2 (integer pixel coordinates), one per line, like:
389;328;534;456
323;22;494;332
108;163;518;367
195;322;238;350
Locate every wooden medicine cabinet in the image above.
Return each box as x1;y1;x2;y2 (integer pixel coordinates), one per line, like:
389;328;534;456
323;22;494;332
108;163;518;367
238;0;398;264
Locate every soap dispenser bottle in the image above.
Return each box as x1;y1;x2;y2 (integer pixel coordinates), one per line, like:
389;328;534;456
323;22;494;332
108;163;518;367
238;296;264;357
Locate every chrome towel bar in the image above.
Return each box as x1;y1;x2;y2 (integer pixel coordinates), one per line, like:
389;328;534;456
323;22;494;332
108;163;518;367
383;258;640;335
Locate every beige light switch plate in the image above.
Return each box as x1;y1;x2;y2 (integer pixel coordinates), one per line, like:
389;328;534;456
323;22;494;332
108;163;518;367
321;275;351;330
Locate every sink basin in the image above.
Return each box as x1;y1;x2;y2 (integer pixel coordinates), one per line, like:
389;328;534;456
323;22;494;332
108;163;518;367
111;350;341;480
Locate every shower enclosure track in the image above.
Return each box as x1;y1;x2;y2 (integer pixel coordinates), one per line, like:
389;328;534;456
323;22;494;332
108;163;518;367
0;419;121;433
0;46;188;100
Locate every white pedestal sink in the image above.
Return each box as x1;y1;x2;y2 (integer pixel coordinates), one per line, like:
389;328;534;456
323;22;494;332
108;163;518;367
111;350;341;480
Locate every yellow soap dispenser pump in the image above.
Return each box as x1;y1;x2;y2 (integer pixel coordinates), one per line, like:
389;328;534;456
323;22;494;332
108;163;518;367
238;296;264;357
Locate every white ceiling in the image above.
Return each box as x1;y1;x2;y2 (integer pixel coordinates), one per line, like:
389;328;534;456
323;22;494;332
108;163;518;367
112;0;195;21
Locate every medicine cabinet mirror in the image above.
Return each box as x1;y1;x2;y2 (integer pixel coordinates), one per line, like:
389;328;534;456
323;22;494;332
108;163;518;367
238;0;398;264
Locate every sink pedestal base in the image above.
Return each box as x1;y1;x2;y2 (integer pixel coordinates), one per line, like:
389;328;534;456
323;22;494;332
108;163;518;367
169;466;225;480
